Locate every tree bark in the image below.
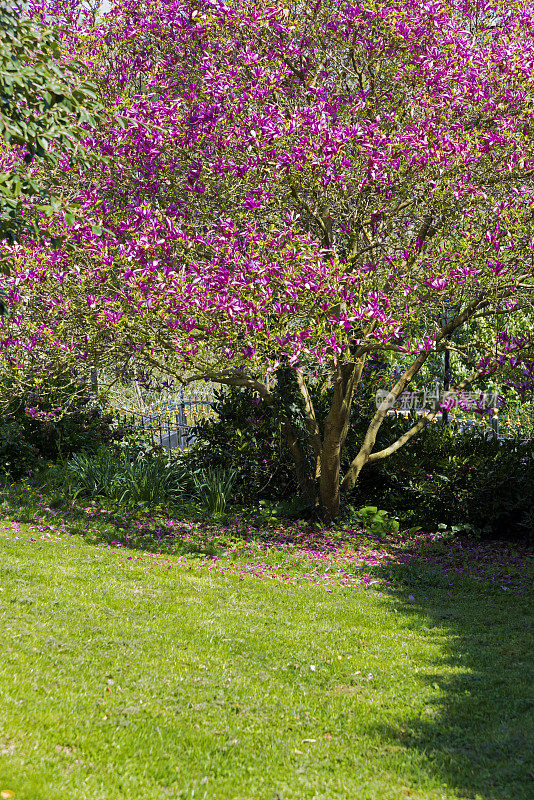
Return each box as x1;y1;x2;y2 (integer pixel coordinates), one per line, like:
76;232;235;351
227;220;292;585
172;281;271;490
319;362;359;522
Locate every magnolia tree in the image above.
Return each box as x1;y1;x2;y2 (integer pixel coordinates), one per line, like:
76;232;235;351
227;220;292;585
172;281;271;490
4;0;534;519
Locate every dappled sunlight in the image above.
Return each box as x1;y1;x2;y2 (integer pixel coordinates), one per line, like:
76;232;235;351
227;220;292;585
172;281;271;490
5;484;532;595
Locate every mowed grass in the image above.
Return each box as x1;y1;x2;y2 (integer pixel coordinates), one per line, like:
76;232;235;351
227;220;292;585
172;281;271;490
0;515;532;800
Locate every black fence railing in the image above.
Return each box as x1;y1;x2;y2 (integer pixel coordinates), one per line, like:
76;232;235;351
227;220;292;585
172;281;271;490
388;408;533;442
113;398;533;454
114;398;215;452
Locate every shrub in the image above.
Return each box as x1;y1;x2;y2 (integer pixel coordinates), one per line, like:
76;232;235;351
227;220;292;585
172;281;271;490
63;448;187;506
0;419;39;479
112;428;164;460
0;375;127;478
183;387;299;503
353;420;534;540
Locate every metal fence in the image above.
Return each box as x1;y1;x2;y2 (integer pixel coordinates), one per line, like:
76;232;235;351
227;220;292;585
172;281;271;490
114;395;215;452
388;408;533;442
112;394;534;453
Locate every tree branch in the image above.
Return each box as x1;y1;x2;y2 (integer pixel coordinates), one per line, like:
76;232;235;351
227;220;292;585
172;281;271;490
295;369;322;458
340;296;489;491
181;372;273;402
367;409;439;463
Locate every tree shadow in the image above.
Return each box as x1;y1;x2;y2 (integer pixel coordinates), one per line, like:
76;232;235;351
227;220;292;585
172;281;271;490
370;557;534;800
7;485;534;796
8;494;224;557
9;488;395;559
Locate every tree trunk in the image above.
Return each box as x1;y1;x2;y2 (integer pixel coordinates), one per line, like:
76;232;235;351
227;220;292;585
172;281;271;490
319;363;357;522
319;422;342;521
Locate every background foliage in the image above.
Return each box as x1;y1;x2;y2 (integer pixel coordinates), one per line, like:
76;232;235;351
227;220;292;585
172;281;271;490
0;3;103;244
0;378;118;478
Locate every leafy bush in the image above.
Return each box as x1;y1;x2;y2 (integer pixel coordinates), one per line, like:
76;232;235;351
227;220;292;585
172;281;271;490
45;448;188;506
354;420;534;540
112;428;164;460
0;376;121;476
0;420;39;479
183;386;299;503
352;505;400;536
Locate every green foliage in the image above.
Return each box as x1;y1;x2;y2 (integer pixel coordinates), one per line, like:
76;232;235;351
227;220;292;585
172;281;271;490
184;366;388;509
192;467;237;516
55;448;187;506
64;449;120;498
107;454;186;506
0;418;38;478
351;506;400;536
356;420;534;539
176;375;534;538
0;5;104;242
0;377;119;476
184;386;298;503
112;427;165;460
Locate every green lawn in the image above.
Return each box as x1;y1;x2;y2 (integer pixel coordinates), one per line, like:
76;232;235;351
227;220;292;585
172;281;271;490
0;496;532;799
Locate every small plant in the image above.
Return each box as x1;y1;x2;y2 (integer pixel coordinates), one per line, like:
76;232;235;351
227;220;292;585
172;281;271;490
435;522;480;539
108;454;186;506
44;447;189;507
354;506;400;536
192;467;237;516
66;449;119;497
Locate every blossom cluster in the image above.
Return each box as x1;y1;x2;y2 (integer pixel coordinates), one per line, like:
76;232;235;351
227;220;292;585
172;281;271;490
2;0;534;396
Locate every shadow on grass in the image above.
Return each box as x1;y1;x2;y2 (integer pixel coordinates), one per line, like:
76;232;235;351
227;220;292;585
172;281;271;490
7;488;534;798
7;493;224;557
7;488;383;557
371;558;534;800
